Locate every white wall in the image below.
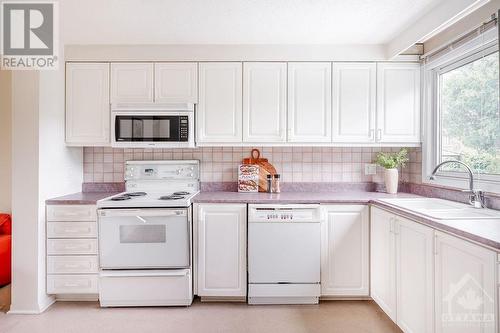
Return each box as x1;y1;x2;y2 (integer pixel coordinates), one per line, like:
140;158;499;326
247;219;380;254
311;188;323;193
0;70;12;213
9;50;83;313
10;71;46;313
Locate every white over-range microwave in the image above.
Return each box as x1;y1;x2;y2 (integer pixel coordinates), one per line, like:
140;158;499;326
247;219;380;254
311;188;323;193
111;103;195;148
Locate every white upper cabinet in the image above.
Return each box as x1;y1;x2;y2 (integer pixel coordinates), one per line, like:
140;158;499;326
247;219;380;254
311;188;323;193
288;62;332;142
66;63;110;146
435;231;496;333
332;63;376;143
197;62;243;143
111;63;154;103
243;62;287;143
154;63;198;103
377;63;420;143
321;205;369;297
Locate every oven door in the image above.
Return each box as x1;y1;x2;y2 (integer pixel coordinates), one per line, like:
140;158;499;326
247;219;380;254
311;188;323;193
111;111;194;148
98;208;190;269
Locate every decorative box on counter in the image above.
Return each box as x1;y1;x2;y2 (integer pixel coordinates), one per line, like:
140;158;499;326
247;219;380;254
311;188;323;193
238;164;260;192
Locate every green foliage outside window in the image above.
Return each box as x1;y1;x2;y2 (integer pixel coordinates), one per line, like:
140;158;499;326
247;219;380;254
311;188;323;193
440;51;500;174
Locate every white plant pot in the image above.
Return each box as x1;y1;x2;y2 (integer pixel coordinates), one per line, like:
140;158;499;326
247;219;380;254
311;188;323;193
384;168;399;194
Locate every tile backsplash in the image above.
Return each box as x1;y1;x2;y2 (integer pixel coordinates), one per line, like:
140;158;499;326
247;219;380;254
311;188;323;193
83;147;422;184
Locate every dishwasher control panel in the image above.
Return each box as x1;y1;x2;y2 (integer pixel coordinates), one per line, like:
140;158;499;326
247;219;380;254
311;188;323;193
249;205;321;223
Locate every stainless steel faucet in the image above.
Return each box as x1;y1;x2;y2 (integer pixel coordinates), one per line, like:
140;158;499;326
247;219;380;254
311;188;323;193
430;160;485;208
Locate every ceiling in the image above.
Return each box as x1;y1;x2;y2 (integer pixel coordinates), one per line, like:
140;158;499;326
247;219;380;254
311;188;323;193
60;0;446;45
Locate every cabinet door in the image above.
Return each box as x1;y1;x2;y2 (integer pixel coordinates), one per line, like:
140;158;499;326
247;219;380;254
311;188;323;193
154;63;197;103
370;207;397;321
376;63;420;143
435;231;496;333
395;216;434;333
243;62;287;142
66;63;110;146
321;205;369;296
110;63;153;103
332;63;376;143
197;63;243;143
288;62;332;142
197;204;247;297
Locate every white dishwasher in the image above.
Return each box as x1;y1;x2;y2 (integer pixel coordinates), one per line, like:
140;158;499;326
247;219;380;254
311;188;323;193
248;204;321;305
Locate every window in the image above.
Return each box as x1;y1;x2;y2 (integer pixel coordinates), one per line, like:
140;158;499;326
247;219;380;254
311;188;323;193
437;50;500;177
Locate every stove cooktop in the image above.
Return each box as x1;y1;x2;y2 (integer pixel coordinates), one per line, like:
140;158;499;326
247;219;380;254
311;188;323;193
97;191;198;208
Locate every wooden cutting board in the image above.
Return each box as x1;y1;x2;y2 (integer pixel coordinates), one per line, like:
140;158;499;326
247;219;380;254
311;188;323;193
242;149;277;192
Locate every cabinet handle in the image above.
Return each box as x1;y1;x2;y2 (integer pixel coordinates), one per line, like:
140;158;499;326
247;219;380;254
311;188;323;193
434;234;438;256
376;129;382;141
389;218;394;233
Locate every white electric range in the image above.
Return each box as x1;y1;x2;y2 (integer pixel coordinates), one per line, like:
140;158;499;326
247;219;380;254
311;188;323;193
96;160;199;307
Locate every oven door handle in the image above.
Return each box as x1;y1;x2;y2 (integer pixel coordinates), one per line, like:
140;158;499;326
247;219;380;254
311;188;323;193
99;270;189;278
136;216;147;223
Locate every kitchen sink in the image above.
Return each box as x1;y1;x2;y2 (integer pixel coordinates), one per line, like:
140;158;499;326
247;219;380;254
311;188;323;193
379;198;500;220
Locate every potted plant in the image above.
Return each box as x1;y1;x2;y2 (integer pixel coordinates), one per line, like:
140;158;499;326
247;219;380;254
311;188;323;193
374;148;409;194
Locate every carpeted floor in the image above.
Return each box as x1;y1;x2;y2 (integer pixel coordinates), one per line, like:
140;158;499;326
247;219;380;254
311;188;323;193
0;299;401;333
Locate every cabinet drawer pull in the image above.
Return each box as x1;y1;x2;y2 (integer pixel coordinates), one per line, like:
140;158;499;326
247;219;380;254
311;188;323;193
62;245;90;250
63;228;91;233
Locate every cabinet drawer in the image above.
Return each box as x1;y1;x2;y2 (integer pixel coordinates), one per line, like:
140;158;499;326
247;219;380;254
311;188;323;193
47;222;97;238
47;205;96;222
47;239;98;255
47;256;99;274
47;274;98;294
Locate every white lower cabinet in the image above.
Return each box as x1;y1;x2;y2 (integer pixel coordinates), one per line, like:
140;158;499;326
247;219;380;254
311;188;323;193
371;207;434;332
46;205;99;297
371;206;499;333
371;207;397;321
321;205;369;296
396;215;434;333
434;231;497;333
196;203;247;298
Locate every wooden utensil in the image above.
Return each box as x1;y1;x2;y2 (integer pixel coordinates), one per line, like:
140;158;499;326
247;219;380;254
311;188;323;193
242;149;277;192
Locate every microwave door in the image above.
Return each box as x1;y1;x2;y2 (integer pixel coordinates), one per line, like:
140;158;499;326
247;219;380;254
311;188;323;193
132;118;144;140
112;112;193;147
159;119;171;139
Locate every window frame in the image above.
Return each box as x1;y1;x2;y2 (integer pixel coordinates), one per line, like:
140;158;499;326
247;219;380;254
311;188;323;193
422;28;500;193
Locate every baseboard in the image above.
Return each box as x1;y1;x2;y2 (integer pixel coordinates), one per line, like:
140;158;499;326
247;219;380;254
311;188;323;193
8;296;55;314
320;296;372;301
200;296;247;302
56;294;99;302
39;297;56;313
